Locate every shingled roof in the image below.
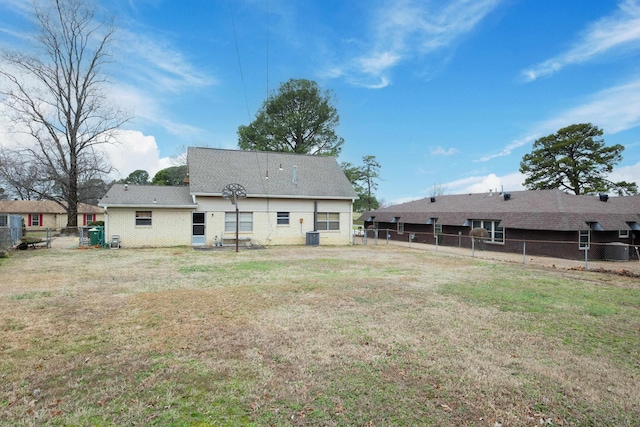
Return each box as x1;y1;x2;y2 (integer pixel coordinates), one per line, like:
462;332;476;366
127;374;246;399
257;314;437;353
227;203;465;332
187;147;357;200
0;200;103;214
359;190;640;231
99;184;196;208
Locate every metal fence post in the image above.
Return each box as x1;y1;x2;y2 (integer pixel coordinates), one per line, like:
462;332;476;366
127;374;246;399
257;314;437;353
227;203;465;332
585;245;589;270
471;237;475;257
523;241;526;264
435;235;438;252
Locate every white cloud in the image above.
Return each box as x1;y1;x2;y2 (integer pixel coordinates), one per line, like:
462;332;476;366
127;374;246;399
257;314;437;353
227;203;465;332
481;75;640;162
114;30;216;93
101;130;173;180
431;146;459;156
445;172;525;195
609;160;640;185
522;0;640;81
538;77;640;134
329;0;503;88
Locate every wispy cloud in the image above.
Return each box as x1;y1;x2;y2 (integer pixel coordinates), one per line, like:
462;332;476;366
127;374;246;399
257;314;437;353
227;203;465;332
538;77;640;134
477;135;537;162
431;145;459;156
521;0;640;82
328;0;502;88
480;75;640;162
114;30;216;93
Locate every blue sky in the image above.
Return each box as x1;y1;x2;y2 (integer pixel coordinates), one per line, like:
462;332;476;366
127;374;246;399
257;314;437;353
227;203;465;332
1;0;639;205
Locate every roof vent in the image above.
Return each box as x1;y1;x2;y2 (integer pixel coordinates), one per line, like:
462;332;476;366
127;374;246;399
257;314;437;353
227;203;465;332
599;193;609;202
503;193;511;201
430;197;435;203
292;165;297;184
489;189;493;196
124;184;128;191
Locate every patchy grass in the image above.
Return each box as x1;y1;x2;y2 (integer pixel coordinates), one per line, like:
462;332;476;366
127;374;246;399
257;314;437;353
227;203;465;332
0;245;638;426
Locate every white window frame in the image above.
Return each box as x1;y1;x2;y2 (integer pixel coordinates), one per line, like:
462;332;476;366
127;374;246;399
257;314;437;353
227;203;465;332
398;222;404;234
579;229;590;250
277;212;290;226
619;229;630;238
316;212;339;231
30;214;40;227
471;219;504;244
434;223;442;236
225;212;253;232
135;211;152;226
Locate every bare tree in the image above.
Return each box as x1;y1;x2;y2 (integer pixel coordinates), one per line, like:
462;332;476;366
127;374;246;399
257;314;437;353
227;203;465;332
0;0;129;229
428;183;448;198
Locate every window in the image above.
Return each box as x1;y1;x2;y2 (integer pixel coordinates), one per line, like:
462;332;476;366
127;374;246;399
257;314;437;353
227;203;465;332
277;212;290;225
316;212;339;231
29;214;41;227
225;212;253;232
619;229;630;238
135;211;152;226
434;223;442;235
398;222;404;234
0;214;7;227
579;230;590;249
471;219;504;243
84;214;95;226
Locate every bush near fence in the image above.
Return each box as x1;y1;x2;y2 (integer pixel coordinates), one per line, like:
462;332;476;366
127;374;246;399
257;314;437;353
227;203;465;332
357;228;640;263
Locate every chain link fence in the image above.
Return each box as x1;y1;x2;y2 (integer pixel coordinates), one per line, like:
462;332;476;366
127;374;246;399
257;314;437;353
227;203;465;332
355;228;640;271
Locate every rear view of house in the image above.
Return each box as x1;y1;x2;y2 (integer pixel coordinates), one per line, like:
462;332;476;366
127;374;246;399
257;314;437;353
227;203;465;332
100;148;357;247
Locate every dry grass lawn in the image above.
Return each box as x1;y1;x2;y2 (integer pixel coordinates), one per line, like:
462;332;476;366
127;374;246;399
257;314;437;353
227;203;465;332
1;244;639;426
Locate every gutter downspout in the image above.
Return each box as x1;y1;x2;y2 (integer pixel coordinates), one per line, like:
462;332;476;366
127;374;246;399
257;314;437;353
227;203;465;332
314;201;318;232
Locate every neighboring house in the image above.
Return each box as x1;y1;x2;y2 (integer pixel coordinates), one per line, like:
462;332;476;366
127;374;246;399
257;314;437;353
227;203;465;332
0;200;104;231
99;148;358;247
359;189;640;260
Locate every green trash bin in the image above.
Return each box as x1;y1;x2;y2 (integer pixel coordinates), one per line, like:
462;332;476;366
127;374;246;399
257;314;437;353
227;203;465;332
88;227;102;246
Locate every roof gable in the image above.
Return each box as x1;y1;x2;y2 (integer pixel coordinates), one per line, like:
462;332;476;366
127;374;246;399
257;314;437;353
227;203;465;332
187;148;357;199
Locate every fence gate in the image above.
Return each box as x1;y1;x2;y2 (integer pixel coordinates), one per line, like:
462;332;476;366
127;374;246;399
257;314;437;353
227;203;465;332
10;215;22;246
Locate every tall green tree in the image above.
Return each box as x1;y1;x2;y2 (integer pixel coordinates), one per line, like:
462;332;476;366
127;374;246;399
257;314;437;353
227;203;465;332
0;0;128;228
120;170;150;185
341;155;381;212
238;79;344;156
520;123;637;195
152;166;188;186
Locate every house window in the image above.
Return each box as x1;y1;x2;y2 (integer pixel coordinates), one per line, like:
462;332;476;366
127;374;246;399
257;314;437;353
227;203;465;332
579;230;590;249
316;212;339;231
471;220;504;243
398;222;404;234
619;229;630;238
0;214;7;227
84;214;95;226
225;212;253;232
277;212;290;225
135;211;152;226
29;214;42;227
434;223;443;235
